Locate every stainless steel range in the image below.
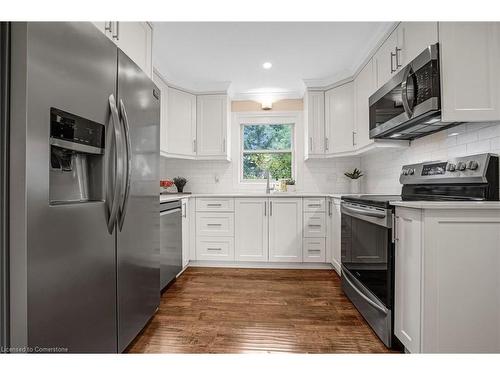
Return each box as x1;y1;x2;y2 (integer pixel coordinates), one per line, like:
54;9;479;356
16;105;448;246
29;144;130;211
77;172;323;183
341;153;499;349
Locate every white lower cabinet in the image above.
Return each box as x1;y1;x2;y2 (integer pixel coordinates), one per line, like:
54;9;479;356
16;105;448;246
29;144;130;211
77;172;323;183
394;207;422;353
181;199;190;268
269;198;303;262
394;206;500;353
303;238;326;262
234;198;269;262
328;198;342;274
196;237;234;261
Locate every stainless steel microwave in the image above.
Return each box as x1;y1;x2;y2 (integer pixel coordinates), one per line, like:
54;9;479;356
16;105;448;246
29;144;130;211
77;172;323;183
369;43;461;140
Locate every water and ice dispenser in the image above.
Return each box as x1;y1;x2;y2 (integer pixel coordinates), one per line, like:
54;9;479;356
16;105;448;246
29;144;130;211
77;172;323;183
49;108;105;204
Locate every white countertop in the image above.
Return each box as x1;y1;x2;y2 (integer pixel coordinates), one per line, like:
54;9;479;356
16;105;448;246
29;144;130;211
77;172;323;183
390;201;500;210
160;192;349;202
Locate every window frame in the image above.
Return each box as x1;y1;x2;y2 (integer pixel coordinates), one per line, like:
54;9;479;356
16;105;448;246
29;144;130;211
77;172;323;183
239;122;295;183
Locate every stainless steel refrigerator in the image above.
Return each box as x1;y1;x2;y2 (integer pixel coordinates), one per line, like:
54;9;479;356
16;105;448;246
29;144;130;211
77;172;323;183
4;22;160;353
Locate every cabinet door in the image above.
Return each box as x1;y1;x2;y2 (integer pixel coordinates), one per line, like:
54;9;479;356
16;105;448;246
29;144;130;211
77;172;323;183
234;199;269;261
116;22;153;77
167;87;197;158
152;71;168;154
305;91;325;157
354;59;376;149
439;22;500;122
374;31;398;89
181;199;190;268
326;82;355;154
269;198;303;262
196;95;228;158
331;198;342;274
394;208;422;353
396;22;438;69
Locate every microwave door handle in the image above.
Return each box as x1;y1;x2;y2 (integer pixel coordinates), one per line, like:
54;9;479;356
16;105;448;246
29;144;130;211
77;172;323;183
401;65;414;118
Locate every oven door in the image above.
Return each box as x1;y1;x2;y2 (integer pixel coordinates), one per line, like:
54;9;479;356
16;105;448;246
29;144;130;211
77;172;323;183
341;202;393;308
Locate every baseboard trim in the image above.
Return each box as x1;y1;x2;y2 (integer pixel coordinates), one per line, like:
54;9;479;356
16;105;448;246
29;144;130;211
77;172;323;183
187;261;334;270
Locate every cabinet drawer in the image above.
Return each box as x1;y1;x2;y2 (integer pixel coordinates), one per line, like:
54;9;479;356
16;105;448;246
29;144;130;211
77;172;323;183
303;238;326;262
304;212;326;237
196;198;234;212
303;198;326;212
196;212;234;237
196;236;234;261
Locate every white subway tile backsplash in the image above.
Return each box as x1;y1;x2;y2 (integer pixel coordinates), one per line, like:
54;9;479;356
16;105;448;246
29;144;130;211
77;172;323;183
361;122;500;194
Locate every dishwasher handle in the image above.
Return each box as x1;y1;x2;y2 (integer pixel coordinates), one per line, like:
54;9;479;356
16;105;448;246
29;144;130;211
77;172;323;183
160;208;182;216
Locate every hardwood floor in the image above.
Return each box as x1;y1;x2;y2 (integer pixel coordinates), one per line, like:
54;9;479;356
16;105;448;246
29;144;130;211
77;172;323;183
126;267;392;353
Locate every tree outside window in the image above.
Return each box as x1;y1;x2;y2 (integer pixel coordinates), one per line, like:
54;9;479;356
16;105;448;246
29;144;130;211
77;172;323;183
241;124;294;181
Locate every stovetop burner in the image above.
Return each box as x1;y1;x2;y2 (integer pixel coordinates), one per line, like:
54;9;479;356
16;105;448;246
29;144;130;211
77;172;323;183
341;195;401;208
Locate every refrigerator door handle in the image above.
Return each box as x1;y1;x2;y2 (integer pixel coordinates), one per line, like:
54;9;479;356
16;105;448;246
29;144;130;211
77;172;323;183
118;99;132;230
105;94;124;234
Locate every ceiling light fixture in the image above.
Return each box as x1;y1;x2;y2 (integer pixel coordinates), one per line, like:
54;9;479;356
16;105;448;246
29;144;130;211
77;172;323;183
262;62;272;70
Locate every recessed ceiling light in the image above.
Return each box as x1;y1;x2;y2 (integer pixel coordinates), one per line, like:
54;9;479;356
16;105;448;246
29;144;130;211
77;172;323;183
262;62;272;70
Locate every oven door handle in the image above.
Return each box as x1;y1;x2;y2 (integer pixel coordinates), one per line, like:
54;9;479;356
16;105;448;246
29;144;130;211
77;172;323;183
342;206;386;219
343;272;388;314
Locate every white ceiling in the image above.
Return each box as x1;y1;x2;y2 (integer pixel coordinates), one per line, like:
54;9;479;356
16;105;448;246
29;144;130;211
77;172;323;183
153;22;394;101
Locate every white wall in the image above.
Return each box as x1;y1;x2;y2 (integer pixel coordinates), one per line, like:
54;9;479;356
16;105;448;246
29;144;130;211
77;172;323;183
361;122;500;194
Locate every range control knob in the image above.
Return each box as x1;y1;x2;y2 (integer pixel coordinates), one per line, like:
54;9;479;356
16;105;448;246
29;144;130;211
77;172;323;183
446;163;456;172
408;168;415;175
402;169;409;175
457;161;467;171
467;160;479;170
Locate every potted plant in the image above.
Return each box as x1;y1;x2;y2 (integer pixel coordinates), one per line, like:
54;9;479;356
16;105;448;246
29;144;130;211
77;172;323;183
173;176;188;193
344;168;364;194
285;178;296;193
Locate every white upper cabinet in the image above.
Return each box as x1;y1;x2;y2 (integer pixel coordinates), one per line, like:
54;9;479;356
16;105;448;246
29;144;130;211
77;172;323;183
152;71;168;154
326;82;355;154
354;60;376;149
304;90;325;158
374;30;398;89
374;22;437;89
234;198;269;262
395;22;438;68
268;198;303;262
439;22;500;122
167;87;197;158
196;95;230;160
93;22;152;78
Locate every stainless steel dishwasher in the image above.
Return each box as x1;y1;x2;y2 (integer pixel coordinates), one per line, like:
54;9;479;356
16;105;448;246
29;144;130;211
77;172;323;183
160;200;183;290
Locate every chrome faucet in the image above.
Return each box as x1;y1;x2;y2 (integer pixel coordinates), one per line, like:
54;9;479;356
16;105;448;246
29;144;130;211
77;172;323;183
265;170;272;194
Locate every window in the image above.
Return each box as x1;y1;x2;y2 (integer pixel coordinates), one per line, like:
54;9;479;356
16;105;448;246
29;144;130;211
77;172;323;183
241;123;294;181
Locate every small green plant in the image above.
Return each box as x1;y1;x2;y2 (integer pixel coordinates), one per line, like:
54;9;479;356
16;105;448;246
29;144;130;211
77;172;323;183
173;176;188;193
344;168;364;180
285;178;296;185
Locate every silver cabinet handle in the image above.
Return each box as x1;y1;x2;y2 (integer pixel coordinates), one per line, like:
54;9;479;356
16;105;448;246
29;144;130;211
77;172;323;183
264;201;267;216
270;201;273;216
105;94;124;234
112;21;119;40
207;247;222;251
324;137;329;151
308;204;321;207
309;137;313;152
206;203;222;207
328;200;332;217
390;51;396;73
352;131;356;147
118;99;132;230
395;47;402;69
392;213;396;243
193;139;197;153
206;223;222;227
308;224;322;228
105;22;112;33
182;202;187;218
222;138;226;153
